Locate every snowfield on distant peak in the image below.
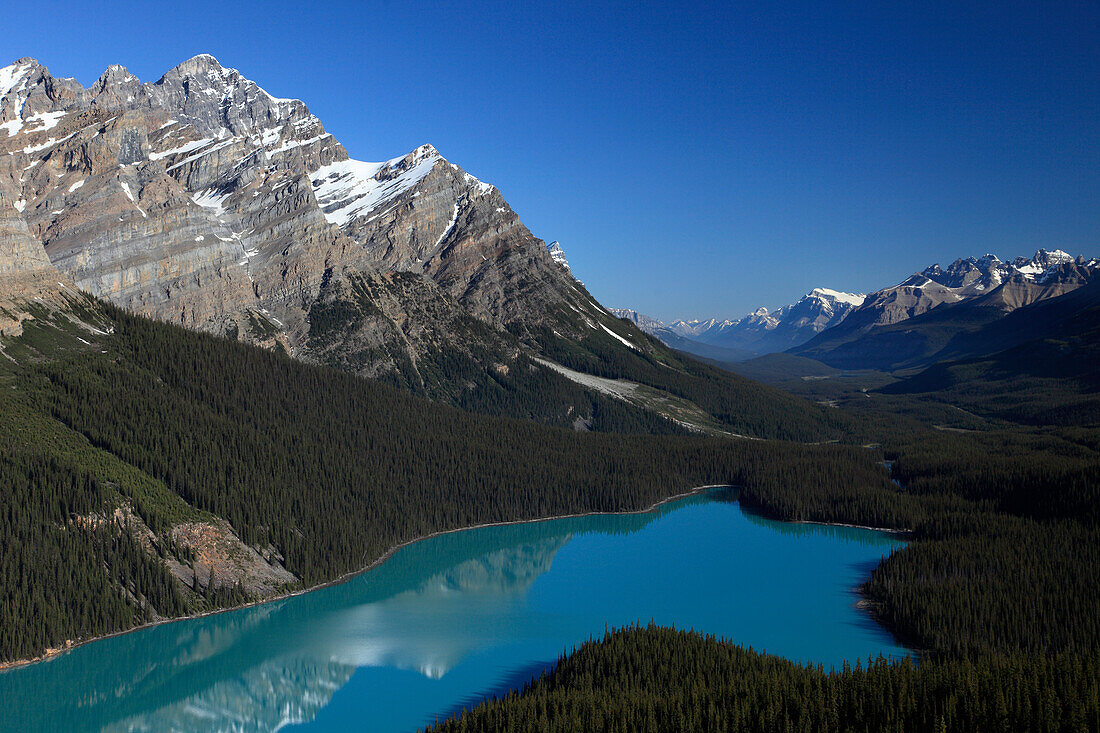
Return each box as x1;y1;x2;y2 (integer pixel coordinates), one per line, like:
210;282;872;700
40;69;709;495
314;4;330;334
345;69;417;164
809;288;865;305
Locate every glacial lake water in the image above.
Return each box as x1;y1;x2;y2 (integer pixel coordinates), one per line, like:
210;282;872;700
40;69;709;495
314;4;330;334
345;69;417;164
0;489;907;732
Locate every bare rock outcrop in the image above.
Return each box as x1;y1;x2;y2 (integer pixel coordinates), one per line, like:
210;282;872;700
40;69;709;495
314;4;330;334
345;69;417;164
0;190;72;335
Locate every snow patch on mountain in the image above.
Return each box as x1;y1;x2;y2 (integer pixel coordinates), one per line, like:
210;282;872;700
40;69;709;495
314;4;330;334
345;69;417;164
149;137;216;161
310;145;441;227
600;322;638;350
810;288;865;307
0;62;32;100
0;60;35;119
434;202;460;249
547;241;570;270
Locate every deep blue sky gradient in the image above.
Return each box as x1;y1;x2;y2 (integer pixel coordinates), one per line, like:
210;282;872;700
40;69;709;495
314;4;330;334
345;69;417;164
4;0;1097;321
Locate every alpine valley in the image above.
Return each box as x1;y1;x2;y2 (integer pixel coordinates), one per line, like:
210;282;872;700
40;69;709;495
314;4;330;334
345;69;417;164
1;53;1099;733
0;53;854;666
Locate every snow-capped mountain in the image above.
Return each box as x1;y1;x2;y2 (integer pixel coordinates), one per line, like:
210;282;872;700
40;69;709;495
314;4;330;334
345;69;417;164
609;308;760;363
918;250;1082;298
793;249;1098;368
818;249;1094;336
662;287;865;355
0;54;635;397
647;249;1095;362
668;317;735;341
1011;248;1079;277
547;241;570;271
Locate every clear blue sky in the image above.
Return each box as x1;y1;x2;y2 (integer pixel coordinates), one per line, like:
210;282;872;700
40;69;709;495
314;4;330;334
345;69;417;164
5;0;1098;321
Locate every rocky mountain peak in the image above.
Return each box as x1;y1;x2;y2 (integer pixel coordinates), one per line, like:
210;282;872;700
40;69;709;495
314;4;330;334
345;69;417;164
610;308;664;331
1;58;41;81
1;59;45;121
379;144;442;180
917;249;1082;293
0;53;622;395
1;58;41;90
149;56;307;137
154;54;245;94
92;64;138;91
1014;248;1075;271
805;287;865;307
162;53;227;78
547;241;570;270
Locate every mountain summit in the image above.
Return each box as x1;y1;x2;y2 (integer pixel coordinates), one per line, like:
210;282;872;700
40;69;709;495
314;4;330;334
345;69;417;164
0;55;642;403
6;55;825;437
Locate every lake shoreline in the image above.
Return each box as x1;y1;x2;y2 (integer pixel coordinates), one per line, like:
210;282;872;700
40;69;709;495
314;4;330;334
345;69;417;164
792;519;911;536
0;483;734;673
733;497;914;656
736;496;912;537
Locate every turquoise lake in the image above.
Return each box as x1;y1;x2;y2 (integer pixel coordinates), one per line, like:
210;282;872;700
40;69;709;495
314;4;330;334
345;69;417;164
0;489;907;732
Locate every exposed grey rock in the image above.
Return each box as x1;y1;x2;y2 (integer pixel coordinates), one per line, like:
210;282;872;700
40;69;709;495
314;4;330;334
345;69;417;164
0;189;72;335
610;308;664;332
0;54;611;376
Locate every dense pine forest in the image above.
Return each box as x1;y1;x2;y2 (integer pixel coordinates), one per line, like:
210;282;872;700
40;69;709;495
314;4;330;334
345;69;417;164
0;453;189;660
737;426;1100;657
2;295;1099;732
0;302;890;664
425;625;1100;733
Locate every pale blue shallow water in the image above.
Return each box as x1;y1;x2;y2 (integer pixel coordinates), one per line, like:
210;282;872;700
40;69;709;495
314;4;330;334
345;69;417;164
0;490;907;732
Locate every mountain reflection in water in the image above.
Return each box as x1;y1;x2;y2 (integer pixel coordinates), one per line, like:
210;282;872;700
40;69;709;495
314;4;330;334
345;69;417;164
0;491;907;733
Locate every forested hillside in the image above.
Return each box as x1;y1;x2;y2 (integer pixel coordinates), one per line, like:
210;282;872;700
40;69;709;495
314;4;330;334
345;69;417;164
3;289;1098;733
427;625;1100;733
0;301;888;664
527;314;850;442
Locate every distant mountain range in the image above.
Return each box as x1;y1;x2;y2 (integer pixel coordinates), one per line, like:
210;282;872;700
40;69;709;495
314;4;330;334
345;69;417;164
613;287;865;358
792;249;1097;370
615;249;1097;368
610;308;759;363
884;276;1100;395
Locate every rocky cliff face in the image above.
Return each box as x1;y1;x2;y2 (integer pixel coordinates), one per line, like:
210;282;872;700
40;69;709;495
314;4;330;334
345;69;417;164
609;308;664;332
0;190;73;335
0;54;611;382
